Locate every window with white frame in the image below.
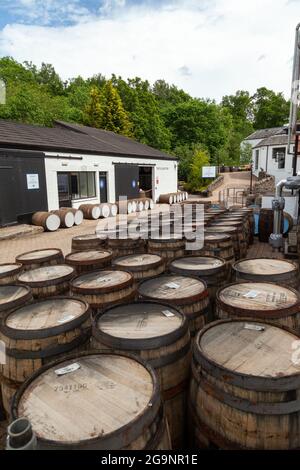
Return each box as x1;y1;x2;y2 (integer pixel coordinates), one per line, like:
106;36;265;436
272;147;286;169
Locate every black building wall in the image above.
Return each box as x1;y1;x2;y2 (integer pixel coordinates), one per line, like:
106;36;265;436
0;149;48;226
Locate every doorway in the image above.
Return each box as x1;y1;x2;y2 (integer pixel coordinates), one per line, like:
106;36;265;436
99;172;108;203
57;173;72;207
139;166;153;199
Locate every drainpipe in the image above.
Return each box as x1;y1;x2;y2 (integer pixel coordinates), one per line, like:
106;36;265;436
6;418;37;450
288;23;300;155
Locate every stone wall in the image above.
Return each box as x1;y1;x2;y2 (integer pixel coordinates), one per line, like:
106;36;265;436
207;175;224;192
253;175;275;195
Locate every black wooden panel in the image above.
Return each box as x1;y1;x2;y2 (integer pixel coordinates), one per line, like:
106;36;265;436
115;164;139;201
0;150;48;226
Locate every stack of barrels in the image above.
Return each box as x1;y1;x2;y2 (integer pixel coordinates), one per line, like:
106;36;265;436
5;202;300;451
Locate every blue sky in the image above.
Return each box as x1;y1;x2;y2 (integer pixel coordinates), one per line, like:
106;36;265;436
0;0;168;28
0;0;299;100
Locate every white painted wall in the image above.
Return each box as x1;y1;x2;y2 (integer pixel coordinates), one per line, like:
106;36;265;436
262;195;299;222
251;144;300;183
44;152;178;210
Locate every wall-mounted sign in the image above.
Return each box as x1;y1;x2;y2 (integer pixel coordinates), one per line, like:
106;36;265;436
202;166;216;178
26;174;39;190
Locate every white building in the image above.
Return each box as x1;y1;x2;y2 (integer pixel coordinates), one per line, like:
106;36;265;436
0;119;178;226
243;126;300;184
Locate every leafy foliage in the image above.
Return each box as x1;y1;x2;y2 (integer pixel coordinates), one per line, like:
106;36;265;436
0;56;291;181
186;147;211;192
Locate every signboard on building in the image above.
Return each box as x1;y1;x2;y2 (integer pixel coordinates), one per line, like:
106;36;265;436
26;174;39;190
202;166;216;178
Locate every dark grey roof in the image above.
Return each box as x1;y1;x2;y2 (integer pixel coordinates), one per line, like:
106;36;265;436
253;134;289;148
245;127;286;141
0;119;176;160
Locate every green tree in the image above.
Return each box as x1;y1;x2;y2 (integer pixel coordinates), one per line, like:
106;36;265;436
173;143;207;182
153;79;191;106
221;90;254;163
98;80;132;136
0;57;35;85
240;142;253;165
25;62;65;95
164;98;232;160
84;86;103;128
252;87;290;130
187;147;211;192
111;75;171;150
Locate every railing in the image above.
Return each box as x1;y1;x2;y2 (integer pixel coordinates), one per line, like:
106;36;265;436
218;187;247;207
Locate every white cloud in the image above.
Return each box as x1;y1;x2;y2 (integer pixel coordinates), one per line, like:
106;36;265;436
0;0;299;101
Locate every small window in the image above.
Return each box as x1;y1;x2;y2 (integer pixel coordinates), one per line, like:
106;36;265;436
272;148;286;169
255;150;259;170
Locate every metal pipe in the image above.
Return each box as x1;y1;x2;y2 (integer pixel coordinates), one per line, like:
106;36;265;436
273;179;287;235
6;418;37;450
288;23;300;154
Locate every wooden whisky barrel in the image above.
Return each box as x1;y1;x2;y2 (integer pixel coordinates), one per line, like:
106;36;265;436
137;200;144;212
107;237;146;258
117;200;133;215
206;208;227;216
18;265;74;299
60;208;84;226
189;319;300;449
170;256;227;301
232;258;299;289
0;264;23;285
229;208;255;244
205;225;241;260
70;270;136;313
186;233;235;266
100;203;111;218
216;281;300;331
0;297;91;416
71;234;106;252
0;285;32;321
217;215;251;246
16;248;64;271
79;204;100;220
210;220;247;256
148;236;185;262
65;250;113;274
110;203;118;217
31;212;60;232
258;208;280;242
112;254;165;282
11;351;171;450
205;221;247;260
141;198;150;210
159;194;173;205
51;209;75;228
138;274;210;337
92;301;191;449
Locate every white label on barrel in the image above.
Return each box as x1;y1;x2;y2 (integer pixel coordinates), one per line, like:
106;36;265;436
243;290;258;298
57;314;75;324
165;282;180;289
98;277;112;282
244;324;265;331
55;363;81;376
162;310;175;317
